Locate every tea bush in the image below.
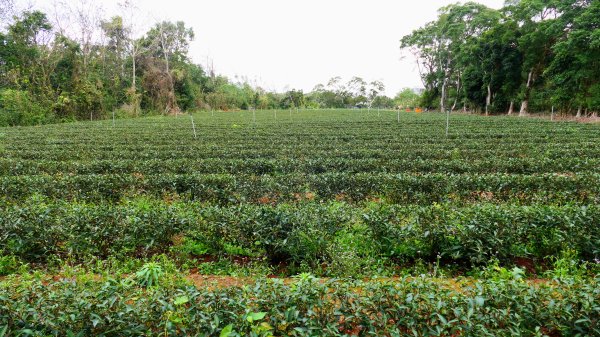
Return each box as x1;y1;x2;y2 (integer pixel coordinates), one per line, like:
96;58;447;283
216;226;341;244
2;111;600;334
0;275;598;336
1;199;598;271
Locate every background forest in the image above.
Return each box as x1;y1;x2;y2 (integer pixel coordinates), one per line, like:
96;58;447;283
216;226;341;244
1;0;599;126
401;0;600;116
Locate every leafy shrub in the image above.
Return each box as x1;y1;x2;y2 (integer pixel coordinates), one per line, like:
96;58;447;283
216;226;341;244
0;89;50;126
172;237;210;256
135;262;164;287
0;275;598;336
2;172;598;204
1;199;598;273
0;255;21;276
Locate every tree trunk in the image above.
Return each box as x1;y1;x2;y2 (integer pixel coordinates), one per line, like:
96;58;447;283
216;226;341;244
132;54;138;117
507;101;514;115
440;77;448;113
163;56;175;115
519;70;534;116
519;100;529;116
576;106;582;118
485;84;491;116
451;73;460;112
132;55;136;88
159;23;178;115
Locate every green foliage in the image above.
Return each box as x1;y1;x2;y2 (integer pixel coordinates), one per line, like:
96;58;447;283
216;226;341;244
393;88;421;108
310;77;391;109
220;324;234;337
0;6;321;124
1;171;598;204
173;237;210;256
402;0;600;114
0;199;598;273
0;112;599;276
0;89;49;126
135;262;164;287
0;6;398;125
546;249;590;280
0;255;21;276
192;260;273;277
0;275;598;336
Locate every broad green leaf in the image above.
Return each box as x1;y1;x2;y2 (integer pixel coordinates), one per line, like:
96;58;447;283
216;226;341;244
219;324;234;337
174;296;189;306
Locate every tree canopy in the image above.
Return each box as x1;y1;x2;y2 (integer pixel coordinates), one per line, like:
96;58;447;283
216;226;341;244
401;0;600;116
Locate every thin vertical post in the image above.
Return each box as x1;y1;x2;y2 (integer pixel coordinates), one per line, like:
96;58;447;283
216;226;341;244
446;109;450;137
274;109;277;119
190;114;197;139
551;106;554;121
112;111;115;127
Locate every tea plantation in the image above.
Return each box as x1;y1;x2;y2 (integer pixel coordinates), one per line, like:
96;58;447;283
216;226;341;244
1;110;599;336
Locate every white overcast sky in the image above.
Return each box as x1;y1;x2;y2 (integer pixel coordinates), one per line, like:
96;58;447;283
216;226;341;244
16;0;505;96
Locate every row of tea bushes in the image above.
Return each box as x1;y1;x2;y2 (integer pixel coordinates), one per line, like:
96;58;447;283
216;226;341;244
2;199;598;268
1;274;598;336
1;156;599;175
1;172;598;204
4;144;600;159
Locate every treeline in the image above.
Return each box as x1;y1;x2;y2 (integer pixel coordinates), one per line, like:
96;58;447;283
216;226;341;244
0;3;202;126
401;0;600;116
0;3;282;126
0;2;407;127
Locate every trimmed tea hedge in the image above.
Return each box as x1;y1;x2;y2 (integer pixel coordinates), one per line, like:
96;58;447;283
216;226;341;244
1;172;598;204
2;200;598;268
0;275;598;336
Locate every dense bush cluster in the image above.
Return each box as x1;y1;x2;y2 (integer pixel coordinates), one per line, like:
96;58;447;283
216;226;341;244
1;275;598;336
1;200;598;269
1;172;598;204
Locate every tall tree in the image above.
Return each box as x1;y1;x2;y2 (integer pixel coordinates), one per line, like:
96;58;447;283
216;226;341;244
144;21;194;114
100;16;129;109
401;2;501;112
366;80;385;110
505;0;561;116
546;0;599;116
118;0;146;116
2;11;52;92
